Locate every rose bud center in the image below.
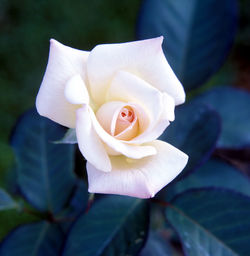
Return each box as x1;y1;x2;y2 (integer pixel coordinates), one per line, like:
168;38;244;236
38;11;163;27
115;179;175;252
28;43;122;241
96;102;140;141
115;106;135;135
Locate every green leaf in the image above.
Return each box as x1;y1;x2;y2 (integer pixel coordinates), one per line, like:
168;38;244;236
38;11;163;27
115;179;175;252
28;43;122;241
160;102;220;177
166;189;250;256
0;200;40;242
194;86;250;148
63;196;149;256
166;159;250;200
0;221;64;256
137;0;237;90
59;180;89;233
54;128;77;144
0;188;17;211
140;231;172;256
11;109;76;213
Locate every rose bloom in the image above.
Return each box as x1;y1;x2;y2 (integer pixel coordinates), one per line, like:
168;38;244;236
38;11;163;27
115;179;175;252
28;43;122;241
36;37;188;198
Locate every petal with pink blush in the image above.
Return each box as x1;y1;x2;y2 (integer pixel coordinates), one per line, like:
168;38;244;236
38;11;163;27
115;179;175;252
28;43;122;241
36;39;89;128
87;37;185;106
95;101;126;135
87;140;188;198
107;71;163;129
76;106;111;172
115;106;139;141
88;105;156;159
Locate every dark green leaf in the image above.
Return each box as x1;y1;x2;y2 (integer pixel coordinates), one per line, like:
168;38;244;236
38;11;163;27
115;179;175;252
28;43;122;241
137;0;237;90
0;188;17;211
166;189;250;256
68;180;88;214
54;128;77;144
139;231;172;256
11;108;76;213
160;102;220;177
0;221;64;256
166;159;250;200
59;180;89;233
0;208;39;242
194;86;250;148
63;196;149;256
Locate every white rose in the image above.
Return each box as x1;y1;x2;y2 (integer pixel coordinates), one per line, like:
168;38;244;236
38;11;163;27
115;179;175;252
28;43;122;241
36;37;188;198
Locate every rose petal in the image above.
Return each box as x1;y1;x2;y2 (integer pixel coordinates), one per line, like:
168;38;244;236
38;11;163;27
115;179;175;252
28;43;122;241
96;101;140;141
64;74;89;105
87;140;188;198
115;113;139;141
107;71;175;144
126;93;175;144
86;105;156;159
76;105;111;172
162;93;175;122
36;39;89;128
87;36;185;106
107;70;163;130
95;101;126;135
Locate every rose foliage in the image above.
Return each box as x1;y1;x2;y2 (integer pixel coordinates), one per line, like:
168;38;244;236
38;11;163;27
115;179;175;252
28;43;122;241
1;0;250;255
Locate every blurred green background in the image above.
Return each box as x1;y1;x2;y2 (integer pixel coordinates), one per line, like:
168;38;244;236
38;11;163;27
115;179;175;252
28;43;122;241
0;0;250;183
0;0;143;178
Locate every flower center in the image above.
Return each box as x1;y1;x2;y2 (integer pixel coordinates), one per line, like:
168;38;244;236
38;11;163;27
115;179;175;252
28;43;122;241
95;102;141;141
115;106;135;136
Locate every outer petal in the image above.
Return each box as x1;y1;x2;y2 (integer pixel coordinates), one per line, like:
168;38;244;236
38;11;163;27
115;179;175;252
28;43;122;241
87;36;185;106
76;106;111;172
64;74;89;105
87;105;156;159
162;93;175;122
87;140;188;198
36;39;89;128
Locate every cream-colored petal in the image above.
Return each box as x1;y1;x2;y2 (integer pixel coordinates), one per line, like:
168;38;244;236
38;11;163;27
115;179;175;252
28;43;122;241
87;37;185;106
87;140;188;198
76;106;111;172
88;105;156;159
115;115;139;141
107;71;163;127
106;71;173;144
121;93;175;145
162;93;175;122
64;74;89;105
125;93;175;143
36;39;89;128
95;101;126;135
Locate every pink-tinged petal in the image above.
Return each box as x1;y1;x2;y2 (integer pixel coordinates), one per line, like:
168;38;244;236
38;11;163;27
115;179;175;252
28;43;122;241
95;101;126;135
107;70;163;129
126;118;170;145
64;74;89;105
76;106;111;172
123;93;175;144
36;39;89;128
88;105;156;159
87;140;188;198
87;36;185;106
107;71;173;144
127;93;175;144
96;101;140;141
